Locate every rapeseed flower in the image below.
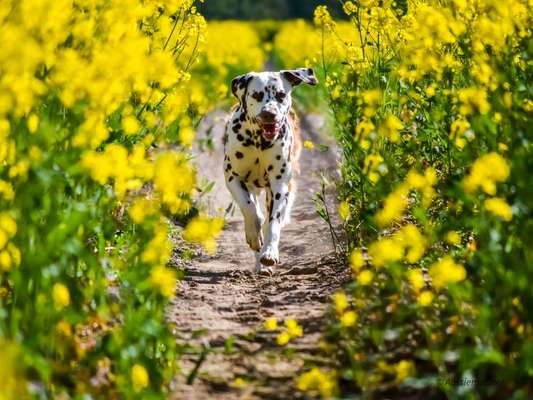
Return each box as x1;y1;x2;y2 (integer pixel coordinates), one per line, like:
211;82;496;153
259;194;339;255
52;283;70;309
429;256;466;289
484;198;513;221
131;364;149;392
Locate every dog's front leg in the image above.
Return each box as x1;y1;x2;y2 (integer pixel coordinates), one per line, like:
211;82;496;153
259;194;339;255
259;181;290;267
225;178;263;251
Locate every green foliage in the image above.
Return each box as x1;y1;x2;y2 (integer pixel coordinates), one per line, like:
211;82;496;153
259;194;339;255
310;1;533;398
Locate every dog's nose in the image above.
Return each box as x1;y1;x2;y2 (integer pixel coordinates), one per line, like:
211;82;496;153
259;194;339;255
258;110;276;122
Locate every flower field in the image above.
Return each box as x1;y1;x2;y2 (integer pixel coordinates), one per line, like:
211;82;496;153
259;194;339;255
1;0;532;398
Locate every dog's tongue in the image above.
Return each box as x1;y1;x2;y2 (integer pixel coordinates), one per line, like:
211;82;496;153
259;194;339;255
262;123;277;139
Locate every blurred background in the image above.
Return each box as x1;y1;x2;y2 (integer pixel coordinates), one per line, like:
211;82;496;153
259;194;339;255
198;0;344;19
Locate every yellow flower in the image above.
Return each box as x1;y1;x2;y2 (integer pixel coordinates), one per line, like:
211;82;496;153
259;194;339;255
342;1;357;15
183;215;224;254
429;256;466;289
264;317;278;331
340;311;357;327
355;119;375;140
150;266;176;298
350;249;364;272
378;114;403;142
417;290;434;306
484;198;513;221
407;269;425;291
27;114;39;133
129;197;157;224
445;231;461;245
276;331;291;346
0;250;12;271
368;237;403;267
0;213;17;237
463;153;510;194
357;270;374;286
142;223;172;267
7;244;20;267
179;126;195;148
314;6;334;27
233;377;246;387
338;201;350;220
52;283;70;309
458;86;491;115
394;360;415;383
122;115;140;135
303;140;315;149
333;291;348;313
450;118;472;149
131;364;149;392
361;89;382;117
375;186;409;227
286;319;303;338
297;367;336;398
397;225;426;263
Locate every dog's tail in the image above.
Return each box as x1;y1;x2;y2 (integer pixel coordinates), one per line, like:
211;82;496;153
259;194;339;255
288;108;302;174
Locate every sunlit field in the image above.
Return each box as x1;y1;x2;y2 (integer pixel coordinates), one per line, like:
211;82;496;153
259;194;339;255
1;0;532;398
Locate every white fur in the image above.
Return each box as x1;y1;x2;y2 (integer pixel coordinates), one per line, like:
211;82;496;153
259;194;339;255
223;69;317;273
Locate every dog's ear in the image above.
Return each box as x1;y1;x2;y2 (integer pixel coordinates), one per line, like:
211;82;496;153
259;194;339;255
231;73;253;103
281;68;318;87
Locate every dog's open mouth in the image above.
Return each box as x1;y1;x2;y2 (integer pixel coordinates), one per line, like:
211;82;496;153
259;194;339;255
260;122;280;140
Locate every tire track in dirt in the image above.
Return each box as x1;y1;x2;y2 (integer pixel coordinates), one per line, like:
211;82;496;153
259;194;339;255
169;110;348;399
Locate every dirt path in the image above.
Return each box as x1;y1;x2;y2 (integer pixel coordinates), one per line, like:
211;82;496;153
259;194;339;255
169;110;348;399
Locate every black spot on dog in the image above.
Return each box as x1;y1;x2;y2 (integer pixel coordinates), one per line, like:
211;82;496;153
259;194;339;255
243;139;254;147
236;134;244;141
228;176;234;182
232;171;238;177
245;129;252;137
244;170;251;182
252;91;264;102
275;193;281;200
235;151;244;159
261;142;274;151
282;162;287;167
240;181;248;192
254;179;262;188
268;165;273;171
276;212;281;219
276;175;282;180
276;155;281;160
255;158;259;164
239;113;246;122
280;168;285;174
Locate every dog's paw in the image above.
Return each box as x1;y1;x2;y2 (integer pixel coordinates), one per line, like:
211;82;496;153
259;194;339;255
259;246;279;266
255;263;274;275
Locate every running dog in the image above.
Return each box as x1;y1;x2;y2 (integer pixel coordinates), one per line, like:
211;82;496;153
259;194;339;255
223;68;318;273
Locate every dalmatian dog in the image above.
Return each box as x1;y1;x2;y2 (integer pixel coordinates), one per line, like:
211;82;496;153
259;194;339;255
223;68;318;274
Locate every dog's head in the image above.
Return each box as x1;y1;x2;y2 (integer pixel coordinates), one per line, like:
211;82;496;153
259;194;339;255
231;68;318;140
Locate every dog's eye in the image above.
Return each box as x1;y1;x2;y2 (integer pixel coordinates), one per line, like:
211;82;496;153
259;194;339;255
275;92;286;103
251;91;264;102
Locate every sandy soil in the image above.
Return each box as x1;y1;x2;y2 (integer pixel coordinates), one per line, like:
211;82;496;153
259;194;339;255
168;110;349;399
